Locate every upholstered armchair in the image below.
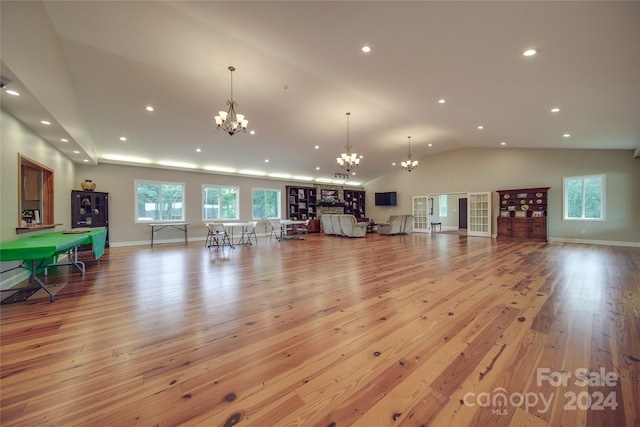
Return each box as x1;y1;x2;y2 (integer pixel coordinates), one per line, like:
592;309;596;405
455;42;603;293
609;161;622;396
339;214;367;237
330;215;342;235
321;214;334;235
378;215;414;235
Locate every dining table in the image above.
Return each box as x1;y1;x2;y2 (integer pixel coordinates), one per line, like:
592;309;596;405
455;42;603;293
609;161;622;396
0;228;108;302
279;220;308;240
221;222;254;246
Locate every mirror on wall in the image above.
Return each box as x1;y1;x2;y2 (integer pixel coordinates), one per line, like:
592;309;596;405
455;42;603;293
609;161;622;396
18;154;54;228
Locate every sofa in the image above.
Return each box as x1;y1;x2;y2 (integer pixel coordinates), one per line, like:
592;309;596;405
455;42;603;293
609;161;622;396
378;215;414;235
321;214;366;237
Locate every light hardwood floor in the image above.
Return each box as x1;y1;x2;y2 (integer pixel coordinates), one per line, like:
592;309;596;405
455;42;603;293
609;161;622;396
1;232;639;426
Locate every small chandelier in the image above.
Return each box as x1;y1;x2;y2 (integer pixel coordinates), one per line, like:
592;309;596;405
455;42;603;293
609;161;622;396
401;136;418;172
215;66;248;135
336;112;360;172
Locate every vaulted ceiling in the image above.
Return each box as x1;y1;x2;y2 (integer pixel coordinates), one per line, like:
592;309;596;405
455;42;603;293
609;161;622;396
2;1;639;185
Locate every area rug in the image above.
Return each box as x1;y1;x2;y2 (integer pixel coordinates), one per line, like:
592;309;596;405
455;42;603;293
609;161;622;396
1;280;69;305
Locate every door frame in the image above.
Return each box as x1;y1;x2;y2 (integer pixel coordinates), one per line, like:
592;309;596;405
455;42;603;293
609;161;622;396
425;191;492;237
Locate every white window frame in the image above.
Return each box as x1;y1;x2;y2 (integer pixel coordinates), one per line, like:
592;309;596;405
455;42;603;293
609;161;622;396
439;194;448;217
202;184;239;221
563;174;606;221
134;179;185;223
251;187;281;220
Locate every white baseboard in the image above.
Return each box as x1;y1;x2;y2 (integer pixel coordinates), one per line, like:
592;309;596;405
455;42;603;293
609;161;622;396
0;253;71;291
0;269;30;291
109;232;272;248
549;237;640;247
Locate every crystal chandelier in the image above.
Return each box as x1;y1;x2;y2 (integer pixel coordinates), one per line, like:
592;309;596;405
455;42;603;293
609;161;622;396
401;136;418;172
214;66;248;135
336;112;360;172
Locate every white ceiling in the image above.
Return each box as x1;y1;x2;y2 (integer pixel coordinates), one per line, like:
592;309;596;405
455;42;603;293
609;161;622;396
2;1;639;185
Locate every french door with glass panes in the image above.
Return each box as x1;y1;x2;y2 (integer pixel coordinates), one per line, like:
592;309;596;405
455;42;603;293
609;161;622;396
412;196;429;232
467;192;491;237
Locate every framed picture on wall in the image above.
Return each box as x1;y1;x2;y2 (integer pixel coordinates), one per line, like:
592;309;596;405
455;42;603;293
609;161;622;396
321;189;338;200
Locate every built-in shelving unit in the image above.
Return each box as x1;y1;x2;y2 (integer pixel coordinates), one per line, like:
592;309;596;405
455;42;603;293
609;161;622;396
343;189;366;219
285;186;317;221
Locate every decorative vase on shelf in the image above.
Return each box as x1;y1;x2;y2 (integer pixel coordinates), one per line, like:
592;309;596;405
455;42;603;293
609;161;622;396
81;180;96;191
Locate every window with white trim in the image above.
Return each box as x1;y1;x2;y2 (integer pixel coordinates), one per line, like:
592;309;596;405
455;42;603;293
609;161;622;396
563;174;606;220
252;188;281;219
135;180;185;222
439;194;448;217
203;185;239;220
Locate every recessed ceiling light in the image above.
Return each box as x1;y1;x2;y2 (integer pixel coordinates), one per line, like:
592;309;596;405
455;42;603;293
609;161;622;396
500;142;507;146
41;120;51;125
83;159;89;162
392;162;396;166
6;90;20;96
73;150;80;154
146;106;154;112
550;107;560;113
250;130;255;135
120;136;127;141
523;49;539;57
196;148;202;152
438;99;446;104
362;45;371;53
60;138;68;142
477;125;484;130
428;143;433;147
265;159;269;163
563;133;571;138
315;145;319;149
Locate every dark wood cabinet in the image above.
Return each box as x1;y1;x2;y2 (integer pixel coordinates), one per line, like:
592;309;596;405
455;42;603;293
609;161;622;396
343;189;366;219
497;187;550;242
285;186;317;221
72;190;109;246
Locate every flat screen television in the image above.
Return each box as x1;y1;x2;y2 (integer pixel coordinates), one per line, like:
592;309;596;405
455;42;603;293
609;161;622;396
375;191;397;206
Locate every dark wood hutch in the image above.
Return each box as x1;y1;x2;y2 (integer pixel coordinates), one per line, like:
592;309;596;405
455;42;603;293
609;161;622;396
497;187;550;242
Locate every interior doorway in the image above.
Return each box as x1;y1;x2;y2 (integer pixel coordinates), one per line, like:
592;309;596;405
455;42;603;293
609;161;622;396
427;192;468;235
424;191;491;237
459;197;468;229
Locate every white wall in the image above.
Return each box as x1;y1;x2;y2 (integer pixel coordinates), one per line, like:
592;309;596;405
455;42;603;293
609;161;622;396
365;147;639;245
2;113;638;250
1;109;77;288
75;162;326;246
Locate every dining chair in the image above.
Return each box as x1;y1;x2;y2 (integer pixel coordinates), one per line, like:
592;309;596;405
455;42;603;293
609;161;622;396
296;218;311;238
206;223;234;249
244;221;258;245
268;220;283;242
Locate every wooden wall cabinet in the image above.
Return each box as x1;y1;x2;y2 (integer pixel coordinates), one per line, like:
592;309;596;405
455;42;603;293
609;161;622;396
497;187;550;242
72;190;109;246
285;186;317;221
23;166;41;201
343;189;366;219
